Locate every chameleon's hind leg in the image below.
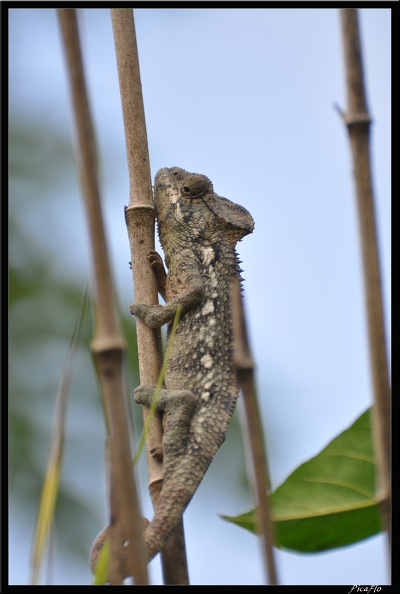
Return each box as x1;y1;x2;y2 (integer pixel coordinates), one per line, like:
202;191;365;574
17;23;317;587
134;385;200;562
134;385;197;463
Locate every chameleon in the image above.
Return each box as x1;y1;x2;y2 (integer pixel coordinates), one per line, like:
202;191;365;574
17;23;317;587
90;166;254;575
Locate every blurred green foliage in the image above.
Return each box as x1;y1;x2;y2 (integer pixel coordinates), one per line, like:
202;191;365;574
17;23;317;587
8;118;141;574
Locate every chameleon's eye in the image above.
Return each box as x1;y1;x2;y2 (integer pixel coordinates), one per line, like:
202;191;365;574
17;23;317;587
181;175;209;198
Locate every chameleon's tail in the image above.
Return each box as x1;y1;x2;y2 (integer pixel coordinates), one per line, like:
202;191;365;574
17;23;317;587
144;450;215;562
143;485;193;562
89;471;209;581
131;381;237;562
90;393;236;578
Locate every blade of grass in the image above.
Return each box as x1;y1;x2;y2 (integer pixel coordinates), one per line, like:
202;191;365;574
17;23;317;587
92;536;111;585
30;287;88;585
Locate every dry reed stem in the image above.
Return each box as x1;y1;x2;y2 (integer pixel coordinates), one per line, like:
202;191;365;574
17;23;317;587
58;8;147;584
111;8;189;583
339;8;391;546
232;278;278;585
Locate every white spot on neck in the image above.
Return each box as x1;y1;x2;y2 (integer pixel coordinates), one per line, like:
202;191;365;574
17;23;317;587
201;353;213;369
201;246;215;266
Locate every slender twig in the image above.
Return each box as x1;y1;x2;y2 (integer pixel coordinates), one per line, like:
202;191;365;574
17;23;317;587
110;8;189;584
231;278;279;585
58;8;147;584
338;8;391;547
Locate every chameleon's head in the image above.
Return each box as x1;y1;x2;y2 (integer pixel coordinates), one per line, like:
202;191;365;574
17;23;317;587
154;167;254;247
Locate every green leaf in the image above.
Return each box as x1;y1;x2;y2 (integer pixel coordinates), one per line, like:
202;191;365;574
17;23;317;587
223;408;383;552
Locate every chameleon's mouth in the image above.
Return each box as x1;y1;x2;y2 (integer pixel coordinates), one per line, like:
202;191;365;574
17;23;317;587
154;167;173;188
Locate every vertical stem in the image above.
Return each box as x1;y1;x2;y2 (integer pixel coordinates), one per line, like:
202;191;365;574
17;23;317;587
110;5;161;485
58;8;147;584
111;8;189;583
339;8;391;545
232;279;279;585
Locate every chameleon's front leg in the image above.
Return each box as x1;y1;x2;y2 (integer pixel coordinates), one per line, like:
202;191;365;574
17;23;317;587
147;250;167;300
129;302;172;328
129;253;205;328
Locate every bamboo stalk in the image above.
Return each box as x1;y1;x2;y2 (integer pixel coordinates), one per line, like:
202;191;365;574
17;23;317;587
58;9;147;584
339;8;391;546
110;8;189;583
232;278;279;585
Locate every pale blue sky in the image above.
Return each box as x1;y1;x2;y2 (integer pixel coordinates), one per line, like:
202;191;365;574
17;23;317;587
9;8;391;585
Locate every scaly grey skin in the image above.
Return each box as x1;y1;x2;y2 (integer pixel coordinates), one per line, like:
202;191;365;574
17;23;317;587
131;167;254;564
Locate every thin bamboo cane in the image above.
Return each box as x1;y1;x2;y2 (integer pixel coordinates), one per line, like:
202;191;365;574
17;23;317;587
339;8;391;548
110;8;189;584
58;8;147;584
232;278;279;585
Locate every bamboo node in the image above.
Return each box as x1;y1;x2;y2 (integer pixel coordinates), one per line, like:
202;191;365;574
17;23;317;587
125;204;155;225
344;112;372;127
334;103;372;128
91;337;127;353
